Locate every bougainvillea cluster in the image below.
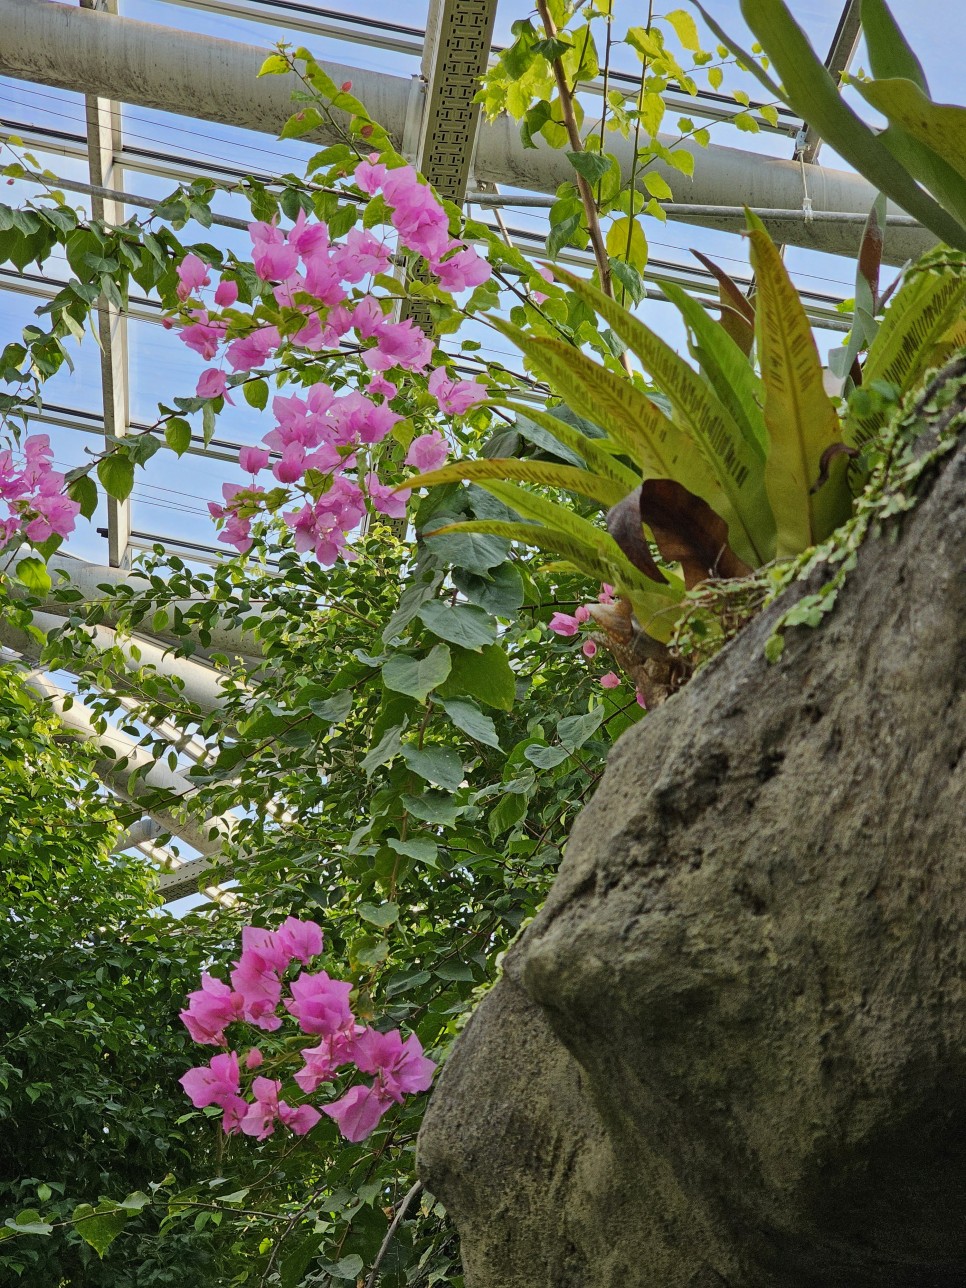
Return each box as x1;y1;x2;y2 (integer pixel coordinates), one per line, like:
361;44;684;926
0;433;80;546
179;918;435;1143
548;582;632;695
169;157;490;563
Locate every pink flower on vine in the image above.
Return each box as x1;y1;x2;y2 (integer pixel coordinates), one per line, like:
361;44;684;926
176;252;211;301
427;367;486;416
405;431;448;473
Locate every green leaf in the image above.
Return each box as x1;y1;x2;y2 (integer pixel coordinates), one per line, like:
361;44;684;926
849;258;966;448
402;744;464;790
361;721;406;776
440;698;501;748
16;557;51;595
258;53;290;76
435;961;475;981
357;901;399;927
660;280;767;453
417;600;496;650
164;417;192;457
382;644;452;702
490;400;641;491
97;453;134;502
402;457;628;510
524;743;571;769
72;1202;128;1258
243;379;269;411
547;211;582;259
665;8;702;51
6;1209;52;1236
422;526;509;573
488;791;527;836
861;0;929;89
452;562;524;617
557;706;605;749
401;790;462;827
567;151;611;185
387;836;439;866
67;473;98;520
747;216;851;552
443;643;515;711
643;172;674;201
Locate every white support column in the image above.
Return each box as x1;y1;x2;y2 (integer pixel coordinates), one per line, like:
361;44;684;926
80;0;131;569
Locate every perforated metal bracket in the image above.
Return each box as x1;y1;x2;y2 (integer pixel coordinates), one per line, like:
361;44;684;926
416;0;497;204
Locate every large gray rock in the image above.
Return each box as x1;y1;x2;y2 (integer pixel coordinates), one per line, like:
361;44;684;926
418;377;966;1287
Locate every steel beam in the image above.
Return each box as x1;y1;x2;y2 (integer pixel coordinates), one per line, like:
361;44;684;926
0;0;935;263
795;0;863;165
80;0;131;568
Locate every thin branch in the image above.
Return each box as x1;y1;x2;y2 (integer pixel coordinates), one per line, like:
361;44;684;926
364;1180;424;1288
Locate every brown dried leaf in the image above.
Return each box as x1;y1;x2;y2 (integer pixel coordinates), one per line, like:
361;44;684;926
605;488;667;584
691;248;756;356
811;442;859;494
639;478;753;590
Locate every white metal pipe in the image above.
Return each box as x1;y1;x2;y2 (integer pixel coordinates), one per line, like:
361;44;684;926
2;548;269;660
21;667;237;858
112;815;163;851
0;0;935;263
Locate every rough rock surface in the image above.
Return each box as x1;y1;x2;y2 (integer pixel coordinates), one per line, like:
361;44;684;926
418;407;966;1286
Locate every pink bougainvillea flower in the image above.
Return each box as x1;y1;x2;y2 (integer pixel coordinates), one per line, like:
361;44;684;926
176;252;210;301
365;472;408;521
274;916;323;965
180;314;225;361
366;372;396;400
225;325;280;373
244;1048;264;1070
548;612;580;637
214;276;238;307
294;1032;357;1093
208;482;263;555
431;245;491;294
221;1095;250;1135
238;445;270;475
273;441;307;484
332;227;391;283
239;1076;282;1140
249;220;299;281
278;1102;322;1136
599;583;615;604
636;690;648;709
322;1083;393;1143
196;368;234;403
381;165;451;261
363;318;433;374
352;294;387;340
180;973;245;1046
179;1051;241;1108
288;209;329;260
582;639;598;659
404;431;448;473
600;671;621;689
354;154;388;196
303;250;347;307
285;970;354;1036
427;367;486;416
351;1028;436;1103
